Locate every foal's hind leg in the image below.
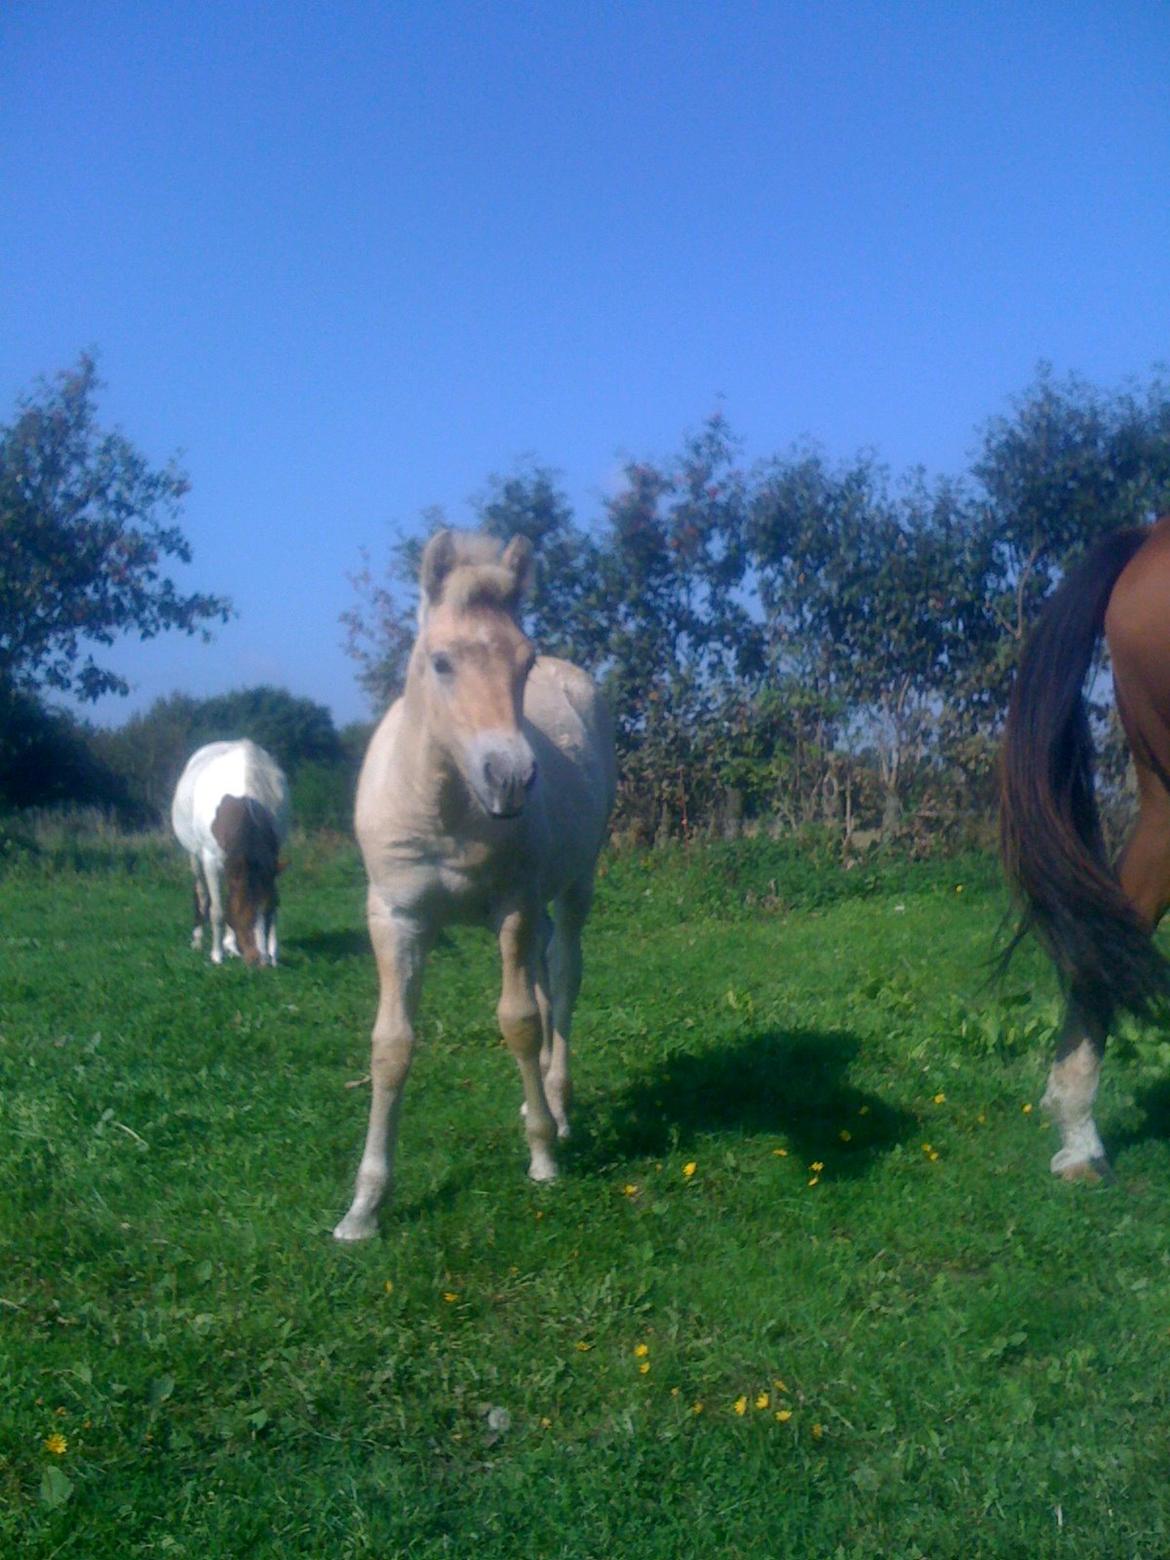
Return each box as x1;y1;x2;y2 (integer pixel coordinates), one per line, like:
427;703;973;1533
497;906;558;1182
1044;768;1170;1181
540;881;593;1140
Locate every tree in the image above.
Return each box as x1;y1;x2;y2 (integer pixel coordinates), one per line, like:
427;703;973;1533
0;356;231;702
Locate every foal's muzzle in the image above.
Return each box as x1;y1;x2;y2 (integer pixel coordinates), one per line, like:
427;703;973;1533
471;735;538;818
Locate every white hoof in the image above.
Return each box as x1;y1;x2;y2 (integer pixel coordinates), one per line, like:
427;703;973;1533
333;1211;379;1242
528;1153;558;1184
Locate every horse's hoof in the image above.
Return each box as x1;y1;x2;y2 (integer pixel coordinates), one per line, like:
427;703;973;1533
528;1157;558;1184
1052;1152;1114;1185
333;1213;378;1242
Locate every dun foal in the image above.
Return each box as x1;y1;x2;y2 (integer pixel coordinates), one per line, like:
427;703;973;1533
1001;516;1170;1180
171;739;291;968
334;531;616;1241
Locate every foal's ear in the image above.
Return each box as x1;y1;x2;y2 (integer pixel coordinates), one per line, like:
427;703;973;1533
501;535;536;602
420;529;458;604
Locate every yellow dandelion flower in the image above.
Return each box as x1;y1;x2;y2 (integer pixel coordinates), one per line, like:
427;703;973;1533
670;1387;680;1397
576;1340;592;1352
442;1291;459;1304
639;1362;651;1375
775;1408;792;1422
933;1092;946;1104
733;1396;748;1416
922;1143;933;1153
808;1176;820;1187
755;1392;770;1410
810;1161;824;1172
383;1279;394;1294
772;1377;788;1393
634;1342;650;1357
839;1129;852;1142
44;1433;67;1456
691;1401;704;1415
535;1209;544;1220
928;1150;940;1162
623;1184;638;1197
540;1416;552;1429
858;1105;870;1116
1022;1103;1034;1114
811;1423;824;1440
683;1161;697;1178
977;1112;987;1124
773;1147;788;1157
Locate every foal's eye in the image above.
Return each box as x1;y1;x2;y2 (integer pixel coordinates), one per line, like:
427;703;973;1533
431;652;454;678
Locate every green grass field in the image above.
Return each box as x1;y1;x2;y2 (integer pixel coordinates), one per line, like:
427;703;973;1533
4;836;1170;1558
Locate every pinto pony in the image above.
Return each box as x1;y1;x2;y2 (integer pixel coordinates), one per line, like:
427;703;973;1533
171;739;291;968
334;531;616;1241
1001;516;1170;1180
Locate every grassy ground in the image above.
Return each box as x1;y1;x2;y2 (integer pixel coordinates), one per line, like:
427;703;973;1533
3;836;1170;1557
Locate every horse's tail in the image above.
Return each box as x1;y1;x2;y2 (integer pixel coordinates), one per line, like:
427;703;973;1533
999;526;1170;1024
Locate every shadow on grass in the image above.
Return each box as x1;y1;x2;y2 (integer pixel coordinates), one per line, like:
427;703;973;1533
571;1027;916;1179
285;927;369;963
1110;1076;1170;1158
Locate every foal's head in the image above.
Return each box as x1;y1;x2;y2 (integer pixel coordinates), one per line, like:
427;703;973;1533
415;530;539;818
211;795;282;966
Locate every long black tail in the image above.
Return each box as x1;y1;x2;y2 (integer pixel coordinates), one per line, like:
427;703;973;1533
1000;527;1170;1026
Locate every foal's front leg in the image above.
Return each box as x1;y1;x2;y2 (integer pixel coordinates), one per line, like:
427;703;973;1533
497;907;559;1182
334;899;427;1241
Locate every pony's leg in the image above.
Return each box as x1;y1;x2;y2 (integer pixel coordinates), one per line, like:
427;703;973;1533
334;899;427;1241
1043;774;1170;1180
497;907;558;1182
191;856;209;950
1042;991;1110;1181
542;882;592;1140
202;854;228;964
266;915;279;966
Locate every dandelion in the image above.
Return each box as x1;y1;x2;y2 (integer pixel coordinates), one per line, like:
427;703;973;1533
683;1161;697;1178
839;1130;851;1142
922;1143;933;1153
535;1209;544;1220
44;1433;67;1456
383;1280;394;1294
772;1377;788;1393
691;1401;704;1415
639;1362;651;1375
933;1092;946;1104
734;1396;748;1416
540;1416;552;1429
775;1408;792;1423
755;1392;770;1410
1022;1103;1034;1115
634;1343;650;1358
576;1341;592;1352
811;1423;824;1440
670;1387;680;1397
928;1150;940;1162
810;1161;824;1172
623;1184;638;1197
442;1292;459;1304
858;1105;870;1116
773;1147;788;1157
977;1112;987;1124
807;1177;820;1187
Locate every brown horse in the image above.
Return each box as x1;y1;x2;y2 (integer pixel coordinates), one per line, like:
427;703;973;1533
1000;515;1170;1180
333;530;616;1241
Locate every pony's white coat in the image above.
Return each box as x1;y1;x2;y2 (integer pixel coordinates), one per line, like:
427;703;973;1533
171;740;291;966
334;531;615;1241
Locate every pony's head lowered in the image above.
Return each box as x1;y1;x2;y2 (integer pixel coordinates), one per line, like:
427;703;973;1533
211;795;283;966
415;530;538;819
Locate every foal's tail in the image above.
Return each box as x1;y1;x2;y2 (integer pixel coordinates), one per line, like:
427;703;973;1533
999;526;1170;1025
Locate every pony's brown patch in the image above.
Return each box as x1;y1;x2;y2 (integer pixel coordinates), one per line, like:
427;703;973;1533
212;795;281;965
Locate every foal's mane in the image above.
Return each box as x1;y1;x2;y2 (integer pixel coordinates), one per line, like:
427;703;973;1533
419;531;531;621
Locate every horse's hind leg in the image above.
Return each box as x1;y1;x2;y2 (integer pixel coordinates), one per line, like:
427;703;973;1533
190;856;210;950
497;906;558;1182
1044;761;1170;1181
542;880;593;1140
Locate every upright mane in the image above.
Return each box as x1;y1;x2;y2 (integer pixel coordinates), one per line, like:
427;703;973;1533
418;530;534;623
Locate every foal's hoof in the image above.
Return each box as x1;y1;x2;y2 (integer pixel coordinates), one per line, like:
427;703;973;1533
1051;1151;1114;1185
333;1212;379;1242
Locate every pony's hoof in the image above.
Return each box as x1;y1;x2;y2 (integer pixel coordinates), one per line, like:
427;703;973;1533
1051;1151;1114;1185
333;1212;378;1242
528;1157;558;1184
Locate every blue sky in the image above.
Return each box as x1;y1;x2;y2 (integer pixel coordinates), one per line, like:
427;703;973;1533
3;1;1169;729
